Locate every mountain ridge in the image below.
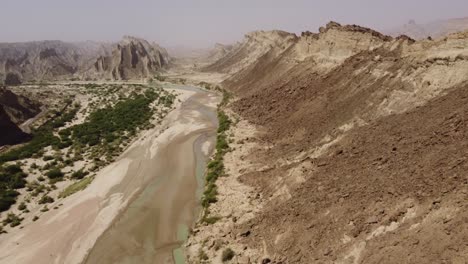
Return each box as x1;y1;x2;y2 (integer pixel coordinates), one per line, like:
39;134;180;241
186;21;468;263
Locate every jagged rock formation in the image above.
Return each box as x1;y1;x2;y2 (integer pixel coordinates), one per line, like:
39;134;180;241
0;37;170;82
0;86;40;147
188;21;468;263
90;36;170;80
389;17;468;39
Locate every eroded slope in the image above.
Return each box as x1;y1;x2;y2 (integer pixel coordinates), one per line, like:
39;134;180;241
187;22;468;263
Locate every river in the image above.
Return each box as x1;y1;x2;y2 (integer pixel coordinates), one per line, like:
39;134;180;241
83;84;219;263
0;84;219;264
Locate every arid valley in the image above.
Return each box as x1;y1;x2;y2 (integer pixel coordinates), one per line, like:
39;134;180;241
1;2;468;264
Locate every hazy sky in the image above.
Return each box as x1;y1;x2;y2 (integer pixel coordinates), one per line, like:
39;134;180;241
2;0;468;47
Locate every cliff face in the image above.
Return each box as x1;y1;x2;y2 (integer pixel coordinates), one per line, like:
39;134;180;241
0;86;40;147
189;22;468;263
0;86;41;124
90;36;170;80
0;105;31;147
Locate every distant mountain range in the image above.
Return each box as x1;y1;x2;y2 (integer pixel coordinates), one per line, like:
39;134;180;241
388;17;468;39
0;36;170;83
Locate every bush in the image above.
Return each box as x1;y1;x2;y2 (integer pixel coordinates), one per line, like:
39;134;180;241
221;248;235;262
18;202;27;211
43;155;54;161
38;195;54;204
71;169;89;180
46;168;63;179
0;164;27;212
2;213;23;227
202;215;221;225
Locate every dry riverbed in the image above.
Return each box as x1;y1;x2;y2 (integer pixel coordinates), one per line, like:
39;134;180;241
0;84;220;264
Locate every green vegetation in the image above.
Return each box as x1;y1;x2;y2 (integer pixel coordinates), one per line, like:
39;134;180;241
221;248;235;262
59;89;173;162
59;176;94;198
18;202;27;211
0;83;176;221
201;89;232;224
202;110;231;208
198;249;209;261
0;165;28;212
155;74;166;82
45;168;64;179
38;195;54;204
71;169;89;180
201;214;221;225
2;213;23;227
0;104;80;163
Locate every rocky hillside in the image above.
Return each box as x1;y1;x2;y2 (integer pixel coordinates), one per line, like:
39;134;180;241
90;36;170;80
0;37;170;82
187;22;468;263
0;41;110;83
0;86;40;147
202;30;298;74
389;17;468;39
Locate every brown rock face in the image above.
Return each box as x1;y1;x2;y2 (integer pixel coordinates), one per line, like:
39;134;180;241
91;36;170;80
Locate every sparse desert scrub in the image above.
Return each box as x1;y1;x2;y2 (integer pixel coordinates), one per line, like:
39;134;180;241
2;213;23;227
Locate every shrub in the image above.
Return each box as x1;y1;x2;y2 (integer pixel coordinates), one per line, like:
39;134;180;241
198;249;209;261
71;169;89;180
46;168;63;179
18;202;27;211
221;248;235;262
2;213;23;227
38;195;54;204
43;155;54;161
202;215;221;225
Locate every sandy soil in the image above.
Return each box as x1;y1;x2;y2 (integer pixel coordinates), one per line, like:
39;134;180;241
0;86;219;264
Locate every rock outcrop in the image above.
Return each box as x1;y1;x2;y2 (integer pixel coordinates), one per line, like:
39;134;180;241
90;36;170;80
